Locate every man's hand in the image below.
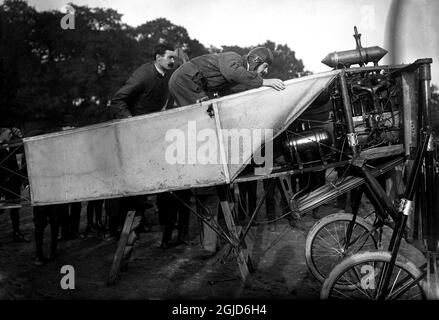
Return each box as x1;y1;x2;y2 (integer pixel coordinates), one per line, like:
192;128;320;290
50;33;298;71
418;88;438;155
196;96;210;103
263;79;286;91
11;127;23;138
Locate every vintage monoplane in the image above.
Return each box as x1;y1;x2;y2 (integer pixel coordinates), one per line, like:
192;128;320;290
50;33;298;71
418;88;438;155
2;27;438;299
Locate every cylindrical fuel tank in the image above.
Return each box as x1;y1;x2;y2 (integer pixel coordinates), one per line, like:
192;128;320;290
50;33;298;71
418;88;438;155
282;128;332;163
321;46;387;68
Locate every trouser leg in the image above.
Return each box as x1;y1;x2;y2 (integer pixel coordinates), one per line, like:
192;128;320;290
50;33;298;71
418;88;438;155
263;178;276;220
4;187;21;233
70;202;81;236
161;212;176;245
9;208;20;233
34;229;44;259
95;200;103;223
58;203;70;238
177;190;191;243
86;201;94;228
49;205;59;256
247;181;257;217
133;196;147;231
198;191;219;253
159;193;178;245
106;198;122;237
33;207;47;259
156;193;170;226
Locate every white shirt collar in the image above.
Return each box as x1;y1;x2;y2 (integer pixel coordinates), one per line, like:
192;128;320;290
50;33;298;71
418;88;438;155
154;62;165;76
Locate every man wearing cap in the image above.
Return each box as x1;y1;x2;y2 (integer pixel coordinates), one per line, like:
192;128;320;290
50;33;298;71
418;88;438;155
169;46;285;106
168;47;285;256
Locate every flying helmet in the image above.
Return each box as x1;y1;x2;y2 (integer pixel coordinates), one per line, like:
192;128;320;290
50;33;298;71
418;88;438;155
246;47;274;71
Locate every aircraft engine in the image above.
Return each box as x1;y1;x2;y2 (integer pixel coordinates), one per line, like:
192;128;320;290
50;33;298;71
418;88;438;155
330;70;402;154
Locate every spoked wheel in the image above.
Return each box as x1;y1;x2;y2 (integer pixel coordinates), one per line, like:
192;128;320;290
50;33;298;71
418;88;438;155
321;251;426;300
305;212;378;288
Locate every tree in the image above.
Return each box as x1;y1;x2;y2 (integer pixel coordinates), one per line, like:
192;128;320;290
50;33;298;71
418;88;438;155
0;0;38;126
133;18;208;60
0;2;211;130
0;1;308;132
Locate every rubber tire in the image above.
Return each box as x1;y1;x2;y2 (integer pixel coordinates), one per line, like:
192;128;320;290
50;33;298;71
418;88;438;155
305;212;377;285
320;250;426;300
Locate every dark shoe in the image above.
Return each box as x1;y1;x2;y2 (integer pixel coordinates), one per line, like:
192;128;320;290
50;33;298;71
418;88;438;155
136;225;152;234
86;225;97;233
176;239;189;246
95;221;105;231
197;249;216;260
160;242;171;249
58;234;70;241
47;252;57;261
71;232;85;240
104;234;118;242
34;256;45;267
144;202;154;209
13;232;30;243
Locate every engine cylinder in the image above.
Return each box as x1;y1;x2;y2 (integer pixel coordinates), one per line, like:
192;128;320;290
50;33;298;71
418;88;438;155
282;129;332;164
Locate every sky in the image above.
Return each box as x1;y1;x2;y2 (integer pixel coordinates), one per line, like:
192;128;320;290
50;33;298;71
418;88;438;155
18;0;439;84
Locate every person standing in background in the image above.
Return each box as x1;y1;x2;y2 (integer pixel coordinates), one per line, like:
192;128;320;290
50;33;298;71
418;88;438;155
0;127;29;242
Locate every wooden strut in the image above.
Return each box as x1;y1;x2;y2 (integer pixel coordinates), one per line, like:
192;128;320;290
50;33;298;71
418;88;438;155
107;211;141;285
219;199;252;284
105;173;311;286
165;186;255;285
216;177;298;285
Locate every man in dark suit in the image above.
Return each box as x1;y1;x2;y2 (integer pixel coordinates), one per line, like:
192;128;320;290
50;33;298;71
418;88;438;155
110;43;177;117
106;43;179;240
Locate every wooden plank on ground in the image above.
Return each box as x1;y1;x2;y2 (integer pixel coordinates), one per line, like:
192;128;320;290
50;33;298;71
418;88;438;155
107;211;135;285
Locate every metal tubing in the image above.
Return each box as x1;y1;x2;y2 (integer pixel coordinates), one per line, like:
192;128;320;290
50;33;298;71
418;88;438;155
339;71;359;157
426;151;435;250
343;205;359;251
361;167;398;223
419;63;432;127
377;129;430;299
297;157;403;214
171;191;235;246
419;62;438;251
